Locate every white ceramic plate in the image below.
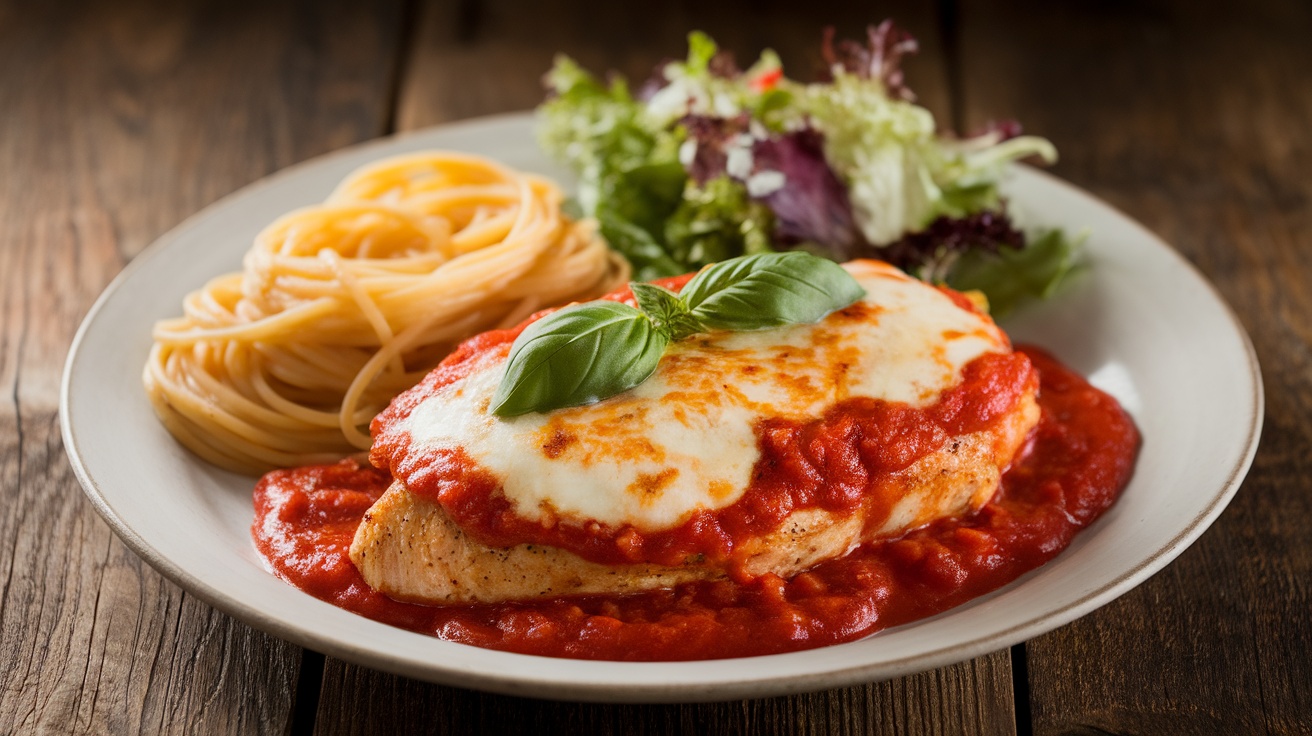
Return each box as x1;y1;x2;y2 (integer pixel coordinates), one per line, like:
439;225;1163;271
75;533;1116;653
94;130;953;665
61;113;1262;703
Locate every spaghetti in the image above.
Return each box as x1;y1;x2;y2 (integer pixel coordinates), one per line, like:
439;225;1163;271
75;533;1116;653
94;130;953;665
144;152;629;474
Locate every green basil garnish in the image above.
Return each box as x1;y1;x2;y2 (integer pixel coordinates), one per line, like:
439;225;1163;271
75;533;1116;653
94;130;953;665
491;252;865;416
680;251;868;331
490;302;669;417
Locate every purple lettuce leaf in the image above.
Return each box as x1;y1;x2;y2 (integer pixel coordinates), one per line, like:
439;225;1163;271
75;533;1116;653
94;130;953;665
751;128;862;253
680;114;751;185
679;119;861;256
818;20;919;101
878;208;1026;282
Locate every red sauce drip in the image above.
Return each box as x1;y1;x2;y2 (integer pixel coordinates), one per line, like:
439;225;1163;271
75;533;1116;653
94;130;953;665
252;346;1140;661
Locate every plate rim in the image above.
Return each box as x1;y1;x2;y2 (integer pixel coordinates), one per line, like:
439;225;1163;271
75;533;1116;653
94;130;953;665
59;112;1264;703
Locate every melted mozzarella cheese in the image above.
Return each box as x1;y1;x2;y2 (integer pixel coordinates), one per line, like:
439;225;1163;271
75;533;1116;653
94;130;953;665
399;261;1007;531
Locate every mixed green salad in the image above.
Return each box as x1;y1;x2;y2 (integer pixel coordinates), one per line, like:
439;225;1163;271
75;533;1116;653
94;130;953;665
537;21;1079;314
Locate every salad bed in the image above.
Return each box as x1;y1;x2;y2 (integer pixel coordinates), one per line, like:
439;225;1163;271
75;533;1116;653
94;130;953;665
538;21;1079;313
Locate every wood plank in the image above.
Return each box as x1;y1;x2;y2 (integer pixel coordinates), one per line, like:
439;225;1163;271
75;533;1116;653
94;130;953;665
955;0;1312;732
0;0;406;732
314;2;1018;734
313;653;1015;736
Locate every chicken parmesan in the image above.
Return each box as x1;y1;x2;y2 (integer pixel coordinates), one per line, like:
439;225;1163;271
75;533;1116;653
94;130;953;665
351;261;1039;604
252;259;1140;660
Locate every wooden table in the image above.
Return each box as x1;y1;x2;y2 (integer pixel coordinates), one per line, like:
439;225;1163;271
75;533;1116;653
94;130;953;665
3;0;1309;733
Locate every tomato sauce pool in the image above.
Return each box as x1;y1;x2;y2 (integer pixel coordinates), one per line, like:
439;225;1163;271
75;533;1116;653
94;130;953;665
251;347;1138;661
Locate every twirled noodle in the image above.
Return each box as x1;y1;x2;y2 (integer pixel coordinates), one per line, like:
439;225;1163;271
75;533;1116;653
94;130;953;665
144;152;629;474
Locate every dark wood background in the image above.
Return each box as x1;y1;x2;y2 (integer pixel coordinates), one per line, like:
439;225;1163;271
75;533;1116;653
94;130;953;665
3;0;1309;733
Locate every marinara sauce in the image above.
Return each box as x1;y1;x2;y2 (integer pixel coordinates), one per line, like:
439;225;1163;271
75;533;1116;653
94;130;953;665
252;346;1139;661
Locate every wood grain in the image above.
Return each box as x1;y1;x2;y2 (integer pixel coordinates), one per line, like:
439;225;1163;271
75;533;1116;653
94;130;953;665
0;0;405;732
312;652;1016;736
955;0;1312;732
312;2;1018;734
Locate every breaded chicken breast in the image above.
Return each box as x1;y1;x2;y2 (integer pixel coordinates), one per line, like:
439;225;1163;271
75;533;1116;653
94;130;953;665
353;261;1040;604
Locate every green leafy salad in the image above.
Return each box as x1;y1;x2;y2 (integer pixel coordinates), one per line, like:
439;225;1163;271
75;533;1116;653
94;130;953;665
537;21;1079;314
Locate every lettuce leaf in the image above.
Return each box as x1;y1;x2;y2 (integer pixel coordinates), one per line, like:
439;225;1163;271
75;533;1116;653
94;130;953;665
596;207;684;281
947;228;1083;315
594;160;689;280
772;72;1058;247
538;56;683;216
664;177;775;269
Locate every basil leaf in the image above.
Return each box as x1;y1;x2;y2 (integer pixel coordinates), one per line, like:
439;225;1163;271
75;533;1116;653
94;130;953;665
491;302;668;417
681;251;866;330
629;282;704;340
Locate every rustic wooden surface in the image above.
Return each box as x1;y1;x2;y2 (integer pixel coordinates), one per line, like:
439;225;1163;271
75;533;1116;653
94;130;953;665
2;0;1307;734
0;0;405;733
957;1;1312;733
